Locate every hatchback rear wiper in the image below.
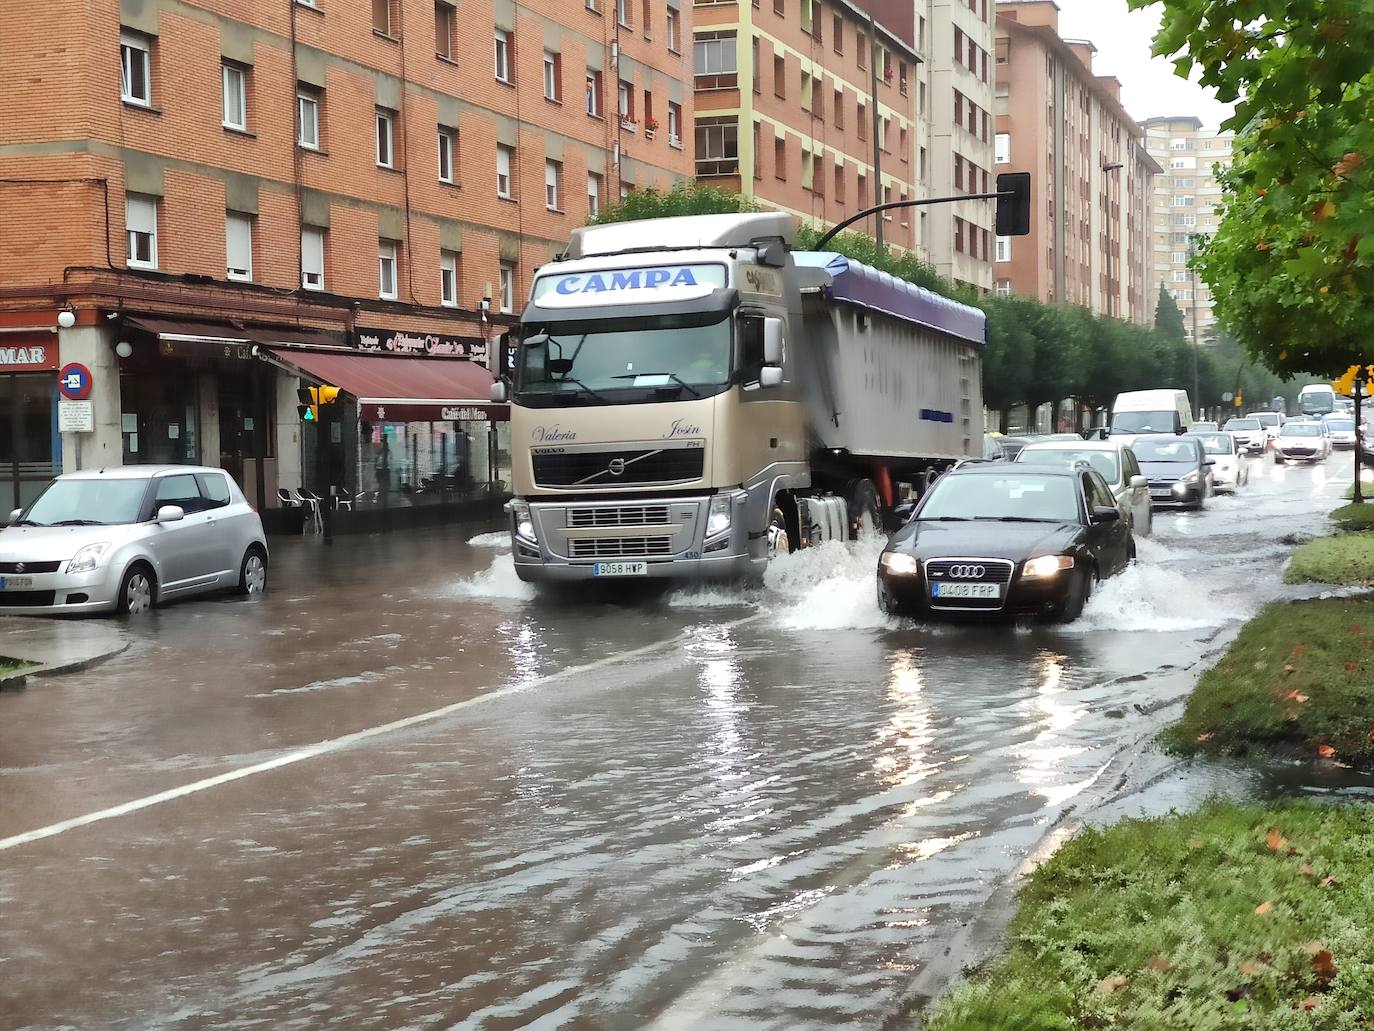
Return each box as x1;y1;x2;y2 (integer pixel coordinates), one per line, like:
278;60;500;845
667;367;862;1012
52;519;104;526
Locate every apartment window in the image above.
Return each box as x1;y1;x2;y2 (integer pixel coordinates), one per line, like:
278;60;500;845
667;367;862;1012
801;148;814;191
494;30;512;83
954;90;963;125
643;90;654;129
666;7;680;51
995;235;1011;262
297;87;320;149
919;80;926;116
695;33;738;88
438;126;456;183
899;125;907;160
221;62;247;130
586;70;602;116
954;154;963;190
834;88;843;129
995;132;1010;164
1172;194;1192;206
800;71;812;112
544;51;561;101
441;250;459;306
436;2;456;59
120;31;152;106
995;279;1011;296
587;172;602;217
499;262;516;314
834;163;845;203
226;212;253;281
954;217;965;253
1171;137;1188;150
695;117;739;176
617;0;631;27
125;194;158;269
376;108;395;168
545;159;562;210
1172;251;1187;263
833;14;843;52
857;31;867;69
379;240;398;299
372;0;394;35
1172;269;1188;282
812;77;822;117
301;227;325;290
773;0;783;13
496;144;514;198
773;54;785;97
667;101;682;145
753;121;761;179
857;101;866;140
618;79;634;122
857;173;867;208
774;136;786;180
641;0;652;36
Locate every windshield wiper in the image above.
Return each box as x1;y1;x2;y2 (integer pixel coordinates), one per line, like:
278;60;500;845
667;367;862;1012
920;516;972;521
977;516;1061;523
608;372;703;398
552;377;611;404
13;519;44;527
52;519;104;526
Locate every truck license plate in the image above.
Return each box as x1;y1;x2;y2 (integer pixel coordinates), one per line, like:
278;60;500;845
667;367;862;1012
0;576;33;590
593;562;648;577
932;582;999;600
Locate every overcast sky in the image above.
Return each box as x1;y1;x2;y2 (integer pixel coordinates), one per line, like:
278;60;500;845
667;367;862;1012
1052;0;1235;131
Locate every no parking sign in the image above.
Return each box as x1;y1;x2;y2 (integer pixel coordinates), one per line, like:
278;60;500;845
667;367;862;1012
58;362;92;400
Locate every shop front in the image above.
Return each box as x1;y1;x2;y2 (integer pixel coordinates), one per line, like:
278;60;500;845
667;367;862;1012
0;330;61;512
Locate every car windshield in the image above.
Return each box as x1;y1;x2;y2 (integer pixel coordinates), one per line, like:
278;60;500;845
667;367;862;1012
1326;419;1354;431
1192;422;1218;431
1226;419;1261;430
1133;439;1199;462
1017;448;1120;483
1194;434;1234;455
1249;413;1278;427
1112;410;1176;433
919;474;1080;523
21;477;149;526
1283;423;1321;437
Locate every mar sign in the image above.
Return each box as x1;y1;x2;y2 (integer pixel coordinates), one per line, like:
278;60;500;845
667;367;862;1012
532;263;727;309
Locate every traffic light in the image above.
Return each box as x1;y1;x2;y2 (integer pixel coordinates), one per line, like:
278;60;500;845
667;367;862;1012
297;386;318;422
317;385;342;407
995;171;1032;237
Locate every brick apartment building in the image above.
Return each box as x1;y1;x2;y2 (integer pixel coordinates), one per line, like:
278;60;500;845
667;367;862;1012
992;0;1159;323
691;0;921;253
0;0;691;516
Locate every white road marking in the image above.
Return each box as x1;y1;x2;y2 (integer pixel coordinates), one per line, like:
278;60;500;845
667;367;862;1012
0;615;763;852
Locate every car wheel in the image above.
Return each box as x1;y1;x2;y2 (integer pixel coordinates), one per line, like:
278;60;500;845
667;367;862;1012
877;580;911;617
1050;565;1093;623
237;545;268;596
117;563;156;615
1274;455;1284;465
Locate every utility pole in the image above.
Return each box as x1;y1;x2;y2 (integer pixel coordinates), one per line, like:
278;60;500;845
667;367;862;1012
1355;371;1366;505
1188;235;1201;418
869;11;883;252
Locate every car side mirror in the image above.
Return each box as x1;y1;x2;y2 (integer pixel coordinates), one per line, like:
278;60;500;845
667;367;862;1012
759;365;783;388
156;504;185;523
1205;458;1216;466
763;317;784;364
7;508;21;526
893;500;917;523
1129;475;1147;489
490;381;508;403
1091;506;1121;523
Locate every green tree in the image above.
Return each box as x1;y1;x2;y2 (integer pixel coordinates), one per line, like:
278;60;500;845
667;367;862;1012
1136;0;1374;376
1153;283;1187;343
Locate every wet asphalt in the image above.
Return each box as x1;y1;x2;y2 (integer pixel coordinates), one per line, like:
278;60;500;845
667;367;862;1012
0;454;1362;1030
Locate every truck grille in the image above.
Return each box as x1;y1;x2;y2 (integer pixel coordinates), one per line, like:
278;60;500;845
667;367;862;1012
567;505;672;528
568;536;674;559
533;448;704;488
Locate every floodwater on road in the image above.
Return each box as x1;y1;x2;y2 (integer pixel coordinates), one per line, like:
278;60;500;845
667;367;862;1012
0;454;1362;1029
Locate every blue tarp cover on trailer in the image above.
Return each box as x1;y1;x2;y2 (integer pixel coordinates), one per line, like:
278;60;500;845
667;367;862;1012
793;251;987;347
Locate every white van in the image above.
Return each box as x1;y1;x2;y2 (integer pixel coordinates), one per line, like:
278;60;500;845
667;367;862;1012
1297;383;1337;418
1110;389;1193;441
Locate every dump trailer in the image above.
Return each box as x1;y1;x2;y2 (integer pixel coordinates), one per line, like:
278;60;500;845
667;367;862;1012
497;212;985;582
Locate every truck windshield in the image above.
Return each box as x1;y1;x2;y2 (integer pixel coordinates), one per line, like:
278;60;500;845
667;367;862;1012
516;313;732;403
1111;410;1176;433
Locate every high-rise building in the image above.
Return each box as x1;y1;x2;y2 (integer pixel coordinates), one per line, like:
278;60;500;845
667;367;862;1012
1141;116;1235;342
0;0;691;514
992;1;1160;323
692;0;921;252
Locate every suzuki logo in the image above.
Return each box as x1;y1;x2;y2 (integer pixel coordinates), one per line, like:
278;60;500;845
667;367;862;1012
949;564;986;579
14;562;24;574
608;458;626;477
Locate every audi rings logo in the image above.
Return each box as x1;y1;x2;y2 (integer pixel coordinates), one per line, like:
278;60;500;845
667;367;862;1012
948;564;986;579
607;458;627;477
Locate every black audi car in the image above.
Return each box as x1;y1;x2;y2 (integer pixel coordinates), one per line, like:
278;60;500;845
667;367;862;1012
876;464;1134;622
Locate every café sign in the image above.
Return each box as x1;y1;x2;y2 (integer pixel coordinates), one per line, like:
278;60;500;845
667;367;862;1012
0;336;60;372
356;327;488;364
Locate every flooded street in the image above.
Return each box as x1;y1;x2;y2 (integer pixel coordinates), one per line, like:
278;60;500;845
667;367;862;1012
0;455;1359;1029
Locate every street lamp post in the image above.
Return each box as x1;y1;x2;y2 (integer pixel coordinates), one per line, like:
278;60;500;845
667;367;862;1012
1188;235;1201;418
1355;373;1366;505
1101;162;1123;319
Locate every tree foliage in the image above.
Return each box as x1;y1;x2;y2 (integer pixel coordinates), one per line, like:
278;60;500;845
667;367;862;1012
1137;0;1374;377
1154;283;1187;342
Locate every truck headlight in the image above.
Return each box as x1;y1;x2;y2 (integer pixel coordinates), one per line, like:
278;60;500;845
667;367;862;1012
705;495;732;540
67;542;111;574
511;501;536;544
1022;554;1074;580
879;552;920;576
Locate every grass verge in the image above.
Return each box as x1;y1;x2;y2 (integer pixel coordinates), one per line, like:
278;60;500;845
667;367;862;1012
1330;502;1374;532
0;656;36;678
1285;533;1374;586
924;800;1374;1030
1163;598;1374;764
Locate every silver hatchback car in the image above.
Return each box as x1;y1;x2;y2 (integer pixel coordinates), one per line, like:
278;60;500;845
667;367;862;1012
0;466;268;616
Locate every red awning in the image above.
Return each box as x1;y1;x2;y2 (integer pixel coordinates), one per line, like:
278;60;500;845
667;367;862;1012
264;347;506;422
126;316;347;350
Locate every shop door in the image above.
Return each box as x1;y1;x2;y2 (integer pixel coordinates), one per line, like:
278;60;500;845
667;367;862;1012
120;371;199;465
0;374;60;513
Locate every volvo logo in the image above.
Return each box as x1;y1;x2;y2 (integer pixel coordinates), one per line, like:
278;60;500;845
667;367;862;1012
607;458;627;477
948;564;986;579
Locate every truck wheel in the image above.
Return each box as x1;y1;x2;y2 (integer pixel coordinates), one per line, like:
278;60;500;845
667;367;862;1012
922;466;941;495
767;505;791;559
845;479;883;541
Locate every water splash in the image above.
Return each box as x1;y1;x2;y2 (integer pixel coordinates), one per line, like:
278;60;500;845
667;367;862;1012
467;531;511;549
449;555;536;601
1070;561;1253;633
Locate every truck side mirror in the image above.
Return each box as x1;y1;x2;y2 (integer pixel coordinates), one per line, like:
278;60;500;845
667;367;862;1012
759;366;783;388
763;318;784;365
490;381;508;403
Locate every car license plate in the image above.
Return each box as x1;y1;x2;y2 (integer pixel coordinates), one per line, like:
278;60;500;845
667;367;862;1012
1150;489;1171;499
593;561;648;577
932;582;1000;600
0;576;33;590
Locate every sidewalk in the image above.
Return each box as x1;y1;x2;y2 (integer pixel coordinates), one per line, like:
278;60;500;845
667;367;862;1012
0;617;129;684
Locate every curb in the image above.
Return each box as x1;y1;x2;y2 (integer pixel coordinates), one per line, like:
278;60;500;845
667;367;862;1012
0;640;131;689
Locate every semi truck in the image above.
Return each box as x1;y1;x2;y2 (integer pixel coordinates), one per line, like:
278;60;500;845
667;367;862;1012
492;212;986;582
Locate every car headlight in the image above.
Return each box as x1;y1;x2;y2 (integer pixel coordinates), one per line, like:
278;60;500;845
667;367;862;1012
1022;554;1074;580
511;501;536;544
1179;470;1199;482
879;551;920;576
705;494;732;540
67;542;111;574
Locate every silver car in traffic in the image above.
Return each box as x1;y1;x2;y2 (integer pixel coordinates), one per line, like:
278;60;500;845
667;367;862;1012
0;466;267;616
